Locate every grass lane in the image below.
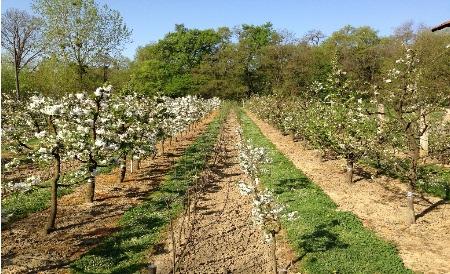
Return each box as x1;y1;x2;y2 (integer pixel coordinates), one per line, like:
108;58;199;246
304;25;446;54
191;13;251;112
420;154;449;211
238;108;411;274
71;105;229;274
1;165;114;225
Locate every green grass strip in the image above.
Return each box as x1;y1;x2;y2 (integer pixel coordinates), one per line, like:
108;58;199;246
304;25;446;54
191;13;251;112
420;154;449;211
2;185;73;224
70;107;228;274
238;108;411;274
1;165;114;225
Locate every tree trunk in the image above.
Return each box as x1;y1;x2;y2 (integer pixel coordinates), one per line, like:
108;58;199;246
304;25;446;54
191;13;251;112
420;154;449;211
406;189;416;225
130;157;134;174
118;155;127;183
45;117;60;233
319;152;324;162
406;125;419;225
78;65;84;87
419;110;429;157
14;66;20;100
45;153;61;234
86;97;101;203
377;103;385;134
103;65;108;83
86;177;95;203
86;162;96;203
346;158;354;184
407;156;418;225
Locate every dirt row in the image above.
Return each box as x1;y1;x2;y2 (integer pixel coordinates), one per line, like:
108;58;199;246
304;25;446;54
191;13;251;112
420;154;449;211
246;110;450;274
1;112;217;274
150;112;296;274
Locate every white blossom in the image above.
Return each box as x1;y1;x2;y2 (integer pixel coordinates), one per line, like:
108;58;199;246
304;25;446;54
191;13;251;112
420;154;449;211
95;139;106;147
94;88;103;97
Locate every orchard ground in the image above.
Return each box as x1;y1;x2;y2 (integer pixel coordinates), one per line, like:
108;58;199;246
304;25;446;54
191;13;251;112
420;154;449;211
1;107;449;274
246;110;450;274
1;112;217;273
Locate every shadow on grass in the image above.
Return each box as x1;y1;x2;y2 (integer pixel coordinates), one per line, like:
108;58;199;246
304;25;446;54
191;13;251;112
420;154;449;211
272;177;311;194
71;215;166;274
70;108;228;273
300;219;349;253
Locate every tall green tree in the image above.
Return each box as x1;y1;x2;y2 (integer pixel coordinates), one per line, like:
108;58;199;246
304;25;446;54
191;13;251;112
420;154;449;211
33;0;131;89
236;22;278;97
193;42;246;99
323;25;382;88
132;24;224;97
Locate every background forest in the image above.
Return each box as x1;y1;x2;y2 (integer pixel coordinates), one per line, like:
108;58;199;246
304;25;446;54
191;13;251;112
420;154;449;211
2;1;449;101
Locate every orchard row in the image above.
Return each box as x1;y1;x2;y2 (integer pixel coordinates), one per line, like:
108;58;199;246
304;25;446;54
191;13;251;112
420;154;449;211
246;47;450;225
2;85;220;232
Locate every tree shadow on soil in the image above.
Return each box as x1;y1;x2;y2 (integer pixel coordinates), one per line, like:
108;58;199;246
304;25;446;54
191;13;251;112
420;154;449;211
416;199;448;220
353;167;374;183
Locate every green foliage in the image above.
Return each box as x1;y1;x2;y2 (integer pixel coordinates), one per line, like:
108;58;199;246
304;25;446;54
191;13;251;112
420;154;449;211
33;0;131;89
26;56;81;95
238;109;411;273
247;56;379;170
71;106;229;273
363;155;450;200
417;165;450;199
131;24;224;96
236;22;278;97
1;60;16;93
193;43;247;99
323;25;382;87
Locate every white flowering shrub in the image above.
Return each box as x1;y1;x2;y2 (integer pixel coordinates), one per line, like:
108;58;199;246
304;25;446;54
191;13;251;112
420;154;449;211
429;119;450;164
2;93;67;193
236;130;298;244
2;88;221;192
2;84;221;232
246;44;449;225
380;45;450;223
247;58;378;183
238;141;271;179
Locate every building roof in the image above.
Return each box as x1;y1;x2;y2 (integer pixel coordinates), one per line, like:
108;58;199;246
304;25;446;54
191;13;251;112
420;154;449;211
431;20;450;32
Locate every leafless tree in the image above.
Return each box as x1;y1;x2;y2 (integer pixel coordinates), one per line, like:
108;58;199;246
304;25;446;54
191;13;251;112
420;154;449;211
1;8;43;99
301;29;325;46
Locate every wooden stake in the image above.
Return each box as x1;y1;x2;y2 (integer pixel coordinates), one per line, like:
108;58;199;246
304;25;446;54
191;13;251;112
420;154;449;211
148;264;157;274
170;217;176;274
271;231;278;274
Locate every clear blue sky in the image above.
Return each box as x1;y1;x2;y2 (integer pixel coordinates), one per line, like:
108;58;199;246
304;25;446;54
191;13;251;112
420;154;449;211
2;0;449;59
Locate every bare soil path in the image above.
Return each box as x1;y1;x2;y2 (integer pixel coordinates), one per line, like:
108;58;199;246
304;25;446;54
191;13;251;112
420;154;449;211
1;113;216;274
150;112;295;274
246;110;450;274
